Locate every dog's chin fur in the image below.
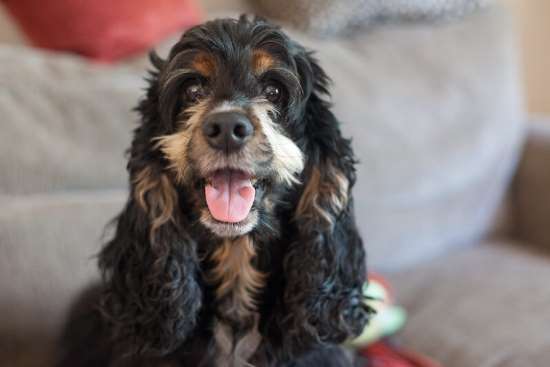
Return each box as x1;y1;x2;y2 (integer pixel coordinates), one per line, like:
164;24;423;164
200;208;259;237
56;15;371;367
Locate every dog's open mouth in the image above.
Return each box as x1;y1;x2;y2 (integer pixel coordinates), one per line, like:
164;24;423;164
204;169;256;223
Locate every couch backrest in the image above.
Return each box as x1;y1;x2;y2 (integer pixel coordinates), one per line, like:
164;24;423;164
0;4;524;348
295;6;524;270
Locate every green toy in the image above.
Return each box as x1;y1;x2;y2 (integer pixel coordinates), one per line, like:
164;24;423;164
347;276;407;348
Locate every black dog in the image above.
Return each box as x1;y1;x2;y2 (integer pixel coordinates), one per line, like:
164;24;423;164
57;15;371;367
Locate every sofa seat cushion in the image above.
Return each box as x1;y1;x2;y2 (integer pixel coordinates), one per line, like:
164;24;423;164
0;190;126;343
386;241;550;367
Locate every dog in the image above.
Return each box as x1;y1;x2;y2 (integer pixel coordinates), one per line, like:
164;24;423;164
56;15;371;367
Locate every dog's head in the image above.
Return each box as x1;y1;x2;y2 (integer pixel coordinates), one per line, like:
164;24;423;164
135;15;339;238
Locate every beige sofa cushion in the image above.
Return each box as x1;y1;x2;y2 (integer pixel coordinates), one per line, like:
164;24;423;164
0;191;125;342
387;241;550;367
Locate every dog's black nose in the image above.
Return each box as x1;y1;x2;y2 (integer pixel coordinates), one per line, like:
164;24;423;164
202;111;254;152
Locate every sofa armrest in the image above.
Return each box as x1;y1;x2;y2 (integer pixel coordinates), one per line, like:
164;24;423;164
514;119;550;248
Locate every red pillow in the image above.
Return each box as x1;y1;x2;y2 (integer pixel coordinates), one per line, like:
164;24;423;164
2;0;202;62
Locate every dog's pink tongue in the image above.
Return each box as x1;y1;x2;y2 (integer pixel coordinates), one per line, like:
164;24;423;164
204;171;255;223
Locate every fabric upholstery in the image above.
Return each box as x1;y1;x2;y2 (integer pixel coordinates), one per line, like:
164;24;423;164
251;0;491;35
387;241;550;367
1;7;525;271
297;7;524;270
0;46;141;194
514;119;550;251
0;191;125;342
0;191;124;367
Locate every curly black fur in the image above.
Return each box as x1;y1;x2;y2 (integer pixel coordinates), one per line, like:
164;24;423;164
56;15;372;367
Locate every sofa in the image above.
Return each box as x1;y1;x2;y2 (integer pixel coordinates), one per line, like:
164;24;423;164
1;0;549;366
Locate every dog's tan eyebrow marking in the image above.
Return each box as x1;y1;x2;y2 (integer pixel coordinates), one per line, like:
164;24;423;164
192;53;216;77
252;50;275;75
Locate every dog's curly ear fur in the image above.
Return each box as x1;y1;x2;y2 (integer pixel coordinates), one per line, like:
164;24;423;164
98;53;202;357
278;51;372;356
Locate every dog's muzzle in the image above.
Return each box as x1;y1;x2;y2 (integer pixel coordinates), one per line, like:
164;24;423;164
201;111;257;224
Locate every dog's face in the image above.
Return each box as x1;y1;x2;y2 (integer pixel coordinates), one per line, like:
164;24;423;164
151;17;315;238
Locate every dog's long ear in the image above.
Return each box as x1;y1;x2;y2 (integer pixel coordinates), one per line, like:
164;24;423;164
98;53;202;357
279;51;371;356
293;52;355;230
288;50;357;239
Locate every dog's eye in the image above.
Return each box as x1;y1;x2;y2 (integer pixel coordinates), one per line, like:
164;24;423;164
185;83;206;103
263;83;281;103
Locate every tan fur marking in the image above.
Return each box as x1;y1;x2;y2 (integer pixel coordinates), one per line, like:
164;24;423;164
252;50;275;75
134;166;157;212
192;53;216;77
296;162;349;228
209;236;265;366
154;101;210;183
133;166;178;237
209;236;265;310
154;131;190;183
